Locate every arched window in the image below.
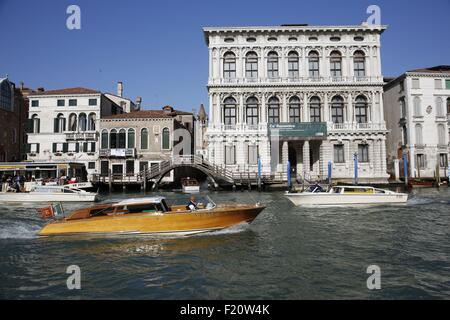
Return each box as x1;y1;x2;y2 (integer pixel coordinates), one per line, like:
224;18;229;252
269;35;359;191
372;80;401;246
127;129;135;148
355;95;368;123
141;128;148;150
162;127;170;150
308;51;319;79
245;52;258;79
353;51;366;78
110;129;117;149
223;97;237;125
78;113;87;131
413;96;421;117
309;96;321;122
69;113;77;131
118;129;126;148
436;97;444;117
289;96;301;123
0;80;12;111
288;51;299;79
55;113;66;133
31;114;40;133
223;52;236;79
267;51;279;79
415;124;423;146
88;113;96;131
101;130;108;149
245;97;259;125
437;124;446;145
330;51;342;78
268;97;280;124
331;96;344;124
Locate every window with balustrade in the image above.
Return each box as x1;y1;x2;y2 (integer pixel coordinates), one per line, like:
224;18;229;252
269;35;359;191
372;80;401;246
268;97;280;124
289;96;301;123
223;52;236;79
288;51;299;79
331;96;344;124
223;97;237;125
309;96;321;122
355;95;368;124
353;51;366;78
267;51;279;79
308;51;319;79
330;51;342;79
31;114;40;133
245;97;258;125
245;52;258;79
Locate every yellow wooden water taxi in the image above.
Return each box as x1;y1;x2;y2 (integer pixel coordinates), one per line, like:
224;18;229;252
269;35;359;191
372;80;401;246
37;197;265;237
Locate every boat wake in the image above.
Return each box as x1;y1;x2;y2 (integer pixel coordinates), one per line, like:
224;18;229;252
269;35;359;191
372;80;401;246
196;223;251;237
0;221;41;239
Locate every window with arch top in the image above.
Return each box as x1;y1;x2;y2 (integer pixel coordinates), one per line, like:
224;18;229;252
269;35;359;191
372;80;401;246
223;97;237;125
309;96;321;122
127;129;135;149
353;51;366;78
141;128;148;150
223;52;236;79
308;51;320;79
101;129;108;149
268;97;280;124
245;52;258;79
267;51;279;79
288;51;299;79
162;127;170;150
245;97;259;125
330;51;342;78
289;96;301;123
331;96;344;124
355;95;368;123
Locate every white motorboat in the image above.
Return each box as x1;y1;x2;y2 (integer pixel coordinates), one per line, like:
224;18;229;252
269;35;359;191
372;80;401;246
23;181;95;192
181;177;200;193
0;184;98;203
285;185;408;206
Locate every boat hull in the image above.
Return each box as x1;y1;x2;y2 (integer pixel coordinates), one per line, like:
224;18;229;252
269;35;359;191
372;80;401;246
285;193;408;206
0;192;98;202
38;205;265;237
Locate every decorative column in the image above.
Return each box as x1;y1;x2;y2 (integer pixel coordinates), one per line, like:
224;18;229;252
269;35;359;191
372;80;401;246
282;141;289;168
378;91;385;126
347;93;353;124
303;140;310;178
371;91;376;123
261;94;267;123
239;94;244;125
381;137;387;175
303;92;308;122
282;93;288;122
323;92;329;123
216;94;222;126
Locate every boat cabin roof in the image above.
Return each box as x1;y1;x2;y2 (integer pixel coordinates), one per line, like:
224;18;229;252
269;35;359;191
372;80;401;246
334;185;374;189
113;197;166;207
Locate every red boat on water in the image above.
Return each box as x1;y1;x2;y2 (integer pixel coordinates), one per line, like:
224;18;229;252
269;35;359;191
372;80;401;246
408;179;448;188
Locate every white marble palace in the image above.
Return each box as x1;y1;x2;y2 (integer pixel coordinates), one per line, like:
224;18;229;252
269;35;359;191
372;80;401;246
203;23;390;183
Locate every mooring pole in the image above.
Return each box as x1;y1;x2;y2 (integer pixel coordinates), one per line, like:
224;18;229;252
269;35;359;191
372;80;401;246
353;153;358;185
403;153;408;187
257;157;261;192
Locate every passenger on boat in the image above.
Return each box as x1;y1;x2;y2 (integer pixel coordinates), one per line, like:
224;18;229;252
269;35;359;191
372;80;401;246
187;196;198;211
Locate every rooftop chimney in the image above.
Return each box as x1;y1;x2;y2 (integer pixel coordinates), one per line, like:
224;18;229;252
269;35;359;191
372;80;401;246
136;97;142;111
117;81;123;97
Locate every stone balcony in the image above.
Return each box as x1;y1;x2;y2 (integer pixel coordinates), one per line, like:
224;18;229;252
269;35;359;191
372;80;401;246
99;148;136;158
328;122;387;132
65;131;97;141
208;76;383;86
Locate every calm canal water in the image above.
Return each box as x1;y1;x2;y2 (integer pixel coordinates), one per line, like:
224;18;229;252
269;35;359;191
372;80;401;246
0;188;449;299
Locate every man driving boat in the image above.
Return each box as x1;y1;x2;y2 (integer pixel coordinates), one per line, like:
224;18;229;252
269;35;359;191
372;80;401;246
187;196;198;211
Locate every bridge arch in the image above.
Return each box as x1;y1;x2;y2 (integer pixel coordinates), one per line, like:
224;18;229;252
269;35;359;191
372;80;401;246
151;163;220;190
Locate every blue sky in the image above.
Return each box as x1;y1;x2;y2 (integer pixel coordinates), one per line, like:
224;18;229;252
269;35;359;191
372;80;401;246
0;0;449;113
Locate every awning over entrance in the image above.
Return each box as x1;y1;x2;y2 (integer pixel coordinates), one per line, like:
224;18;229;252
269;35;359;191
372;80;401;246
268;122;327;140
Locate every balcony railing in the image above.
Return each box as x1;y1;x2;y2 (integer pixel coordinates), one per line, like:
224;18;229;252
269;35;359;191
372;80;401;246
208;76;382;85
99;148;136;158
66;132;97;141
208;123;268;132
328;122;386;131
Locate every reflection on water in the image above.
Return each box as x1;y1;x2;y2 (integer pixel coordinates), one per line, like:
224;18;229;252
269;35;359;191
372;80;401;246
0;188;449;299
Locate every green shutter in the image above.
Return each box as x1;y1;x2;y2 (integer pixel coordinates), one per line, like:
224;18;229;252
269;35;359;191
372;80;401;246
446;79;450;89
36;144;40;153
26;143;31;153
37;119;40;133
83;142;88;152
75;143;80;153
54;118;59;133
63;143;68;153
27;119;34;133
91;142;96;152
53;143;57;153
